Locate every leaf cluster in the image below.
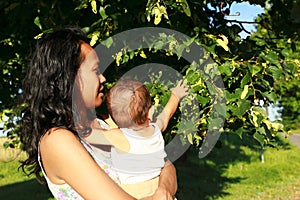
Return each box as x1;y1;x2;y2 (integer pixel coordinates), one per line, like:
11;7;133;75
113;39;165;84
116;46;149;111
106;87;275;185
1;0;300;150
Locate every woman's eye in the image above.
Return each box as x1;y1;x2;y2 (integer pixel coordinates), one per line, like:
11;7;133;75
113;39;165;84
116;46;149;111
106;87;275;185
96;67;101;75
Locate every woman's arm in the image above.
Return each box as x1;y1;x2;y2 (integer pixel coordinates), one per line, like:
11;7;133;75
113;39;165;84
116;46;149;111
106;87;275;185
141;160;177;200
40;128;135;200
157;160;178;196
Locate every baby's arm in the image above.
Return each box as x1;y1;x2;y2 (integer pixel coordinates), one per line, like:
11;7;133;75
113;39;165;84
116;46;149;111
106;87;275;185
156;80;188;132
85;125;130;152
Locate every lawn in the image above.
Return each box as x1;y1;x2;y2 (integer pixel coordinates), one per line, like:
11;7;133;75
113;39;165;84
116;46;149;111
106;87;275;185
290;129;300;134
174;133;300;200
0;137;53;200
1;134;300;200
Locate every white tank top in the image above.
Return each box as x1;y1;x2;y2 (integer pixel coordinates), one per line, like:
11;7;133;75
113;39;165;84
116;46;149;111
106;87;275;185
111;123;167;184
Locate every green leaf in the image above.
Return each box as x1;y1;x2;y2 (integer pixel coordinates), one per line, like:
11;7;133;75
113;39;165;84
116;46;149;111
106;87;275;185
262;91;277;103
283;61;296;73
256;39;266;46
185;69;199;84
99;6;108;19
252;106;267;118
214;104;226;117
206;82;218;95
281;48;291;58
34;16;42;30
179;0;191;17
240;72;250;88
90;31;100;46
253;132;265;145
174;44;186;58
251;112;259;127
218;62;232;76
152;4;168;25
101;37;113;48
210;117;224;130
261;51;280;66
216;36;229;51
196;95;210;106
3;141;10;149
231;100;251;118
235;127;244;139
247;62;261;76
268;66;282;81
267;51;279;61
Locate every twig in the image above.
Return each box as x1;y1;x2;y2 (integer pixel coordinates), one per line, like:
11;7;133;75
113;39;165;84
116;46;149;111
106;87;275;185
220;2;240;16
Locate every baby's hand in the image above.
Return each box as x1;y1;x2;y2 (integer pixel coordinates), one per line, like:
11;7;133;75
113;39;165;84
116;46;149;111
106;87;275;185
171;80;188;101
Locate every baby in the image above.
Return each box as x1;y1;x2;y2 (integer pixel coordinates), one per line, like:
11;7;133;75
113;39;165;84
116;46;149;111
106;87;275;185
86;79;188;198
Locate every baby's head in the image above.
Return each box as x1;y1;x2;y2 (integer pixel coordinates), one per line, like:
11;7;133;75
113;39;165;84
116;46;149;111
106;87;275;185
106;79;151;128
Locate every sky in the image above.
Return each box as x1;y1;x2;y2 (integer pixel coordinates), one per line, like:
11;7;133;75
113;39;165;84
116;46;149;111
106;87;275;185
224;1;265;38
0;2;273;137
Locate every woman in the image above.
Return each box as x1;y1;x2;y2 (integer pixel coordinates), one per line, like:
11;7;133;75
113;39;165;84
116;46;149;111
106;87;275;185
20;27;177;199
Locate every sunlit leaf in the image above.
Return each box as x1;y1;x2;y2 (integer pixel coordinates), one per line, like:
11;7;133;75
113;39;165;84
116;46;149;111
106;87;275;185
139;50;147;59
241;85;249;99
91;0;97;14
216;34;229;51
90;31;100;46
187;133;193;144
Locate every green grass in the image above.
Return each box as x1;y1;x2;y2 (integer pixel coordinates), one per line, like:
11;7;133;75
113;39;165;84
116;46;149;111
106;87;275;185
1;135;300;199
0;137;53;200
290;128;300;134
174;133;300;200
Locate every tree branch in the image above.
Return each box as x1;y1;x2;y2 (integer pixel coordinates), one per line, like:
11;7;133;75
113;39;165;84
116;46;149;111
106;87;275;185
225;19;258;24
220;2;240;16
225;19;259;34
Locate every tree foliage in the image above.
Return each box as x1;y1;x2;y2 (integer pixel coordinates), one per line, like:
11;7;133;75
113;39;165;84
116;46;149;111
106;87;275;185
1;0;299;149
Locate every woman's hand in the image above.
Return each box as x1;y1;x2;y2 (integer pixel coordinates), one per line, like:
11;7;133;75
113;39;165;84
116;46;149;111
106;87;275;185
152;185;174;200
141;187;174;200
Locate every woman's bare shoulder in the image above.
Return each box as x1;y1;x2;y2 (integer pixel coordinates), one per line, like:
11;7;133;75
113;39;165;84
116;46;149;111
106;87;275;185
40;128;80;150
39;128;85;166
39;128;91;184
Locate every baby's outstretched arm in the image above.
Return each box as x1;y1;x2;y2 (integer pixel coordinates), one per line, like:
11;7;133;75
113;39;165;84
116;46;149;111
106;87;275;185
156;80;188;131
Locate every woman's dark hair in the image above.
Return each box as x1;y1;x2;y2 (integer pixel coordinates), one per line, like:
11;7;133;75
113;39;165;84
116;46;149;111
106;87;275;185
20;27;89;182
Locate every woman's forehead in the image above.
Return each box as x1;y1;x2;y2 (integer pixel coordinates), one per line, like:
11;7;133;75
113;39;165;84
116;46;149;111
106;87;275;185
80;42;99;63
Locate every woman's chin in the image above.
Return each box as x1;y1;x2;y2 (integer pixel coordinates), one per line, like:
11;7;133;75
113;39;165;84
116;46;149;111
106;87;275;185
95;95;104;107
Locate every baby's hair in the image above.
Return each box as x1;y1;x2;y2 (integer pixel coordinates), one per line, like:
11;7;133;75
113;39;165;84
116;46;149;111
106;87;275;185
106;80;151;128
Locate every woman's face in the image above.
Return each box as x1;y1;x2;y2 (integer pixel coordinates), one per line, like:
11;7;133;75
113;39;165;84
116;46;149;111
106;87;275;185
75;42;106;108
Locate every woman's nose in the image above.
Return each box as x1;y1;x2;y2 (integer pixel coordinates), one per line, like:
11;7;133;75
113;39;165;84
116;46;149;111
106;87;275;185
99;73;106;84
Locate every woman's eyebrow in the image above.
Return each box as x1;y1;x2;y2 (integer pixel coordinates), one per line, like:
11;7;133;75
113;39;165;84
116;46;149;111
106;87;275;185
92;62;100;69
